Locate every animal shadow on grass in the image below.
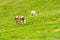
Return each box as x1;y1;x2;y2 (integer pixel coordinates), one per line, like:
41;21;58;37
14;21;34;28
15;22;27;27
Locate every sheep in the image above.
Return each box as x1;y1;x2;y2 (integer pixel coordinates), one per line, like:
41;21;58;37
31;10;37;16
15;16;26;24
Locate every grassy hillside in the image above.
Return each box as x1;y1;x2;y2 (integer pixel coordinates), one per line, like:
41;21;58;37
0;0;60;40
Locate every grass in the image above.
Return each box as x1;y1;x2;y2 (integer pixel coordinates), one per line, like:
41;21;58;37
0;0;60;40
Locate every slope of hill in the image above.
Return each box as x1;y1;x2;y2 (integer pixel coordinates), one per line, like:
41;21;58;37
0;0;60;40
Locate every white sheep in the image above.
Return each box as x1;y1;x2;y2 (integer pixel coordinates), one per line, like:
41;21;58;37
31;10;37;16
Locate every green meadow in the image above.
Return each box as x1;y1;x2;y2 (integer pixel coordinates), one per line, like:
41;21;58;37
0;0;60;40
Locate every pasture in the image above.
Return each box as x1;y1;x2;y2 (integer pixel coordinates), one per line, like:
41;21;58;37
0;0;60;40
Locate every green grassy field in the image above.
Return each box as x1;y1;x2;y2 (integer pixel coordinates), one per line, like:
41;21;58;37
0;0;60;40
